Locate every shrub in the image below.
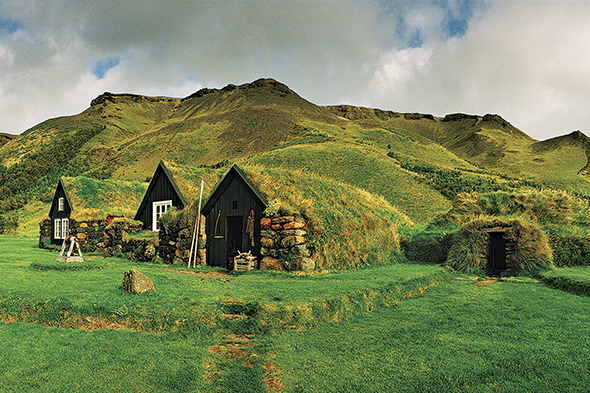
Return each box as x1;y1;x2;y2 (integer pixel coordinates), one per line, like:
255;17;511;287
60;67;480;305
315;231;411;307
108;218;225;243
0;215;18;235
545;225;590;267
401;229;454;264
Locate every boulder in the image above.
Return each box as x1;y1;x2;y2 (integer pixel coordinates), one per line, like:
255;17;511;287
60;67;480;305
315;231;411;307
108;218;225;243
282;235;305;248
289;244;311;258
290;257;315;271
260;256;283;271
121;269;155;294
271;216;295;225
260;237;275;248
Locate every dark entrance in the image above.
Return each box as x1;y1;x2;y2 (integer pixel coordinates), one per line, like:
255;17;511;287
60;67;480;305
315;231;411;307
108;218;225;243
488;232;507;274
226;216;243;270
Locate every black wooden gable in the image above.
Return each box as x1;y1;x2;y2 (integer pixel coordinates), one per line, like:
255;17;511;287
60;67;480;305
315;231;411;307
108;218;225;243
202;165;268;269
202;165;268;216
134;160;187;228
49;178;73;220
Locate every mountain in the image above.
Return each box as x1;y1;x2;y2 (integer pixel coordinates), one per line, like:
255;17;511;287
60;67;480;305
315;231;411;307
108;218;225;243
1;78;589;238
0;132;16;149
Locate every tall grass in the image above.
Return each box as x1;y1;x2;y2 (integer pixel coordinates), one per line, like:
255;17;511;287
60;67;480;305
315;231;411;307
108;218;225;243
60;176;148;220
434;189;590;227
446;217;553;276
242;164;414;269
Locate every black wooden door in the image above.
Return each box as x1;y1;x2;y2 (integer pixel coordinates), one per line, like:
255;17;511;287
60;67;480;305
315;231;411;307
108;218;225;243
226;216;243;270
488;232;507;272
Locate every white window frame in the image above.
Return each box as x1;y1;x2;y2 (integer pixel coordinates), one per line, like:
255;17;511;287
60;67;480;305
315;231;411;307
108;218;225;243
54;218;70;240
54;219;62;239
62;218;69;239
58;197;65;211
152;200;172;231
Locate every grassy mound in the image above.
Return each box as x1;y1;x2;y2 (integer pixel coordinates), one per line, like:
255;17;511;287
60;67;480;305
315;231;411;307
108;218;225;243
433;189;590;227
545;225;590;267
168;164;414;270
446;217;553;276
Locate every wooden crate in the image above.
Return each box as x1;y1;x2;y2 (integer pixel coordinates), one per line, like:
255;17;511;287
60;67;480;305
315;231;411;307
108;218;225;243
234;256;257;272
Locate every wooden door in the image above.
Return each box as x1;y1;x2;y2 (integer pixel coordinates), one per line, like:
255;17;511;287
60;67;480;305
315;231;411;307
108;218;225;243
226;216;244;270
488;232;507;272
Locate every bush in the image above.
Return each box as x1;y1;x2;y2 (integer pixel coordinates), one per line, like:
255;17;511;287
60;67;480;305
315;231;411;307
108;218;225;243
401;229;454;264
0;215;18;235
432;190;590;227
545;225;590;267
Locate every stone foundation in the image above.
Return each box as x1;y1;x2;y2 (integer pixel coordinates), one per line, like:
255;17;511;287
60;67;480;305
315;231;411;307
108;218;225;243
103;220;153;261
259;215;315;271
39;218;111;252
158;216;206;265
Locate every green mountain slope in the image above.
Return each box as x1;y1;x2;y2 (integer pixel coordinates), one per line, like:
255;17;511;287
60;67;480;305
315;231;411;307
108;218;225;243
0;78;588;241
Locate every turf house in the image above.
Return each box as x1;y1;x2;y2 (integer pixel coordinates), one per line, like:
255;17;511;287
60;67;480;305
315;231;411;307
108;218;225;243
201;164;268;269
39;176;148;251
134;160;188;231
46;177;73;245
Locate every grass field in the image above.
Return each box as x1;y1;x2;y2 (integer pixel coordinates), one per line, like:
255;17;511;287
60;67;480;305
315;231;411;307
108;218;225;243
2;237;590;392
270;277;590;392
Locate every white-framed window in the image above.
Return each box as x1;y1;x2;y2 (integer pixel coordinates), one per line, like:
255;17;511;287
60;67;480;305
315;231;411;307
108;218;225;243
152;200;172;231
54;219;61;239
62;218;69;239
58;197;65;211
54;218;70;239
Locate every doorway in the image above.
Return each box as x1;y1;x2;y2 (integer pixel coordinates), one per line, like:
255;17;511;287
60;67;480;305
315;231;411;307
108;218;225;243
226;216;243;270
488;232;507;274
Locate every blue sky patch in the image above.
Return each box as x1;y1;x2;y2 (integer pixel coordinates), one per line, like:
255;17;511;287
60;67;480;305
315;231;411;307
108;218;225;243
92;57;120;79
444;0;472;38
0;17;23;35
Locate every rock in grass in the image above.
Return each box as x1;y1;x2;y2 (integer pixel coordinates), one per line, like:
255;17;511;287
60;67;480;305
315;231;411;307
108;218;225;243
121;269;155;294
290;257;315;271
260;256;283;271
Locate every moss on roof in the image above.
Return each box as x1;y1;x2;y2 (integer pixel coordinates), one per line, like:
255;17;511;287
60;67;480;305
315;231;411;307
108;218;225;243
60;176;148;221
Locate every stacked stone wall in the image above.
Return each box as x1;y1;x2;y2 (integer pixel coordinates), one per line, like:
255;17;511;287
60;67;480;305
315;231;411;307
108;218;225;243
259;215;315;270
158;216;206;265
71;219;109;252
39;218;109;252
103;220;152;261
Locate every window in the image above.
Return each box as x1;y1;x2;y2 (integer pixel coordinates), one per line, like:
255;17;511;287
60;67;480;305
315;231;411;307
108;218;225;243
58;197;65;211
232;200;238;209
54;218;70;240
54;219;61;240
62;218;69;239
152;200;172;231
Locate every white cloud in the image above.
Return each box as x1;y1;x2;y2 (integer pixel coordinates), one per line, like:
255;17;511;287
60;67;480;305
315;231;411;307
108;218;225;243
0;0;587;141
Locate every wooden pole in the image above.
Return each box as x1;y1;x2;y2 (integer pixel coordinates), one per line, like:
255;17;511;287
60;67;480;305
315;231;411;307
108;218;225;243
188;180;204;268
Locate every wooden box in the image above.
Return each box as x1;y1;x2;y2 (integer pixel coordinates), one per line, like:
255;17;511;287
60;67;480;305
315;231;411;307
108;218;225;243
233;256;257;272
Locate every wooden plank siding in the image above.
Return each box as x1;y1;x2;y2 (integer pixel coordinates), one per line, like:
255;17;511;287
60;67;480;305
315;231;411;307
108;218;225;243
134;161;187;230
203;165;267;269
49;178;73;244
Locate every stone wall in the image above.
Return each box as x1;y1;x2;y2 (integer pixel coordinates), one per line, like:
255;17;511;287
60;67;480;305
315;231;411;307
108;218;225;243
158;216;206;265
259;215;315;271
103;220;153;261
39;218;109;252
38;219;53;249
71;219;109;252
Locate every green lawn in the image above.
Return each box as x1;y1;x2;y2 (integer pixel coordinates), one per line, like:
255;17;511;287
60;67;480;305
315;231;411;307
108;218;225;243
270;278;590;392
2;236;590;392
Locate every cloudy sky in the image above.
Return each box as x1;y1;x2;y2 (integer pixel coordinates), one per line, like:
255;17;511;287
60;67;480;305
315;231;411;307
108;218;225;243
0;0;588;140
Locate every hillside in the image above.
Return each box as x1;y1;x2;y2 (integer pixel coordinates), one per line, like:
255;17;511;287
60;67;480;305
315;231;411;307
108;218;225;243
0;133;16;148
0;78;588;239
